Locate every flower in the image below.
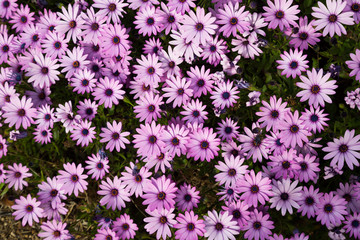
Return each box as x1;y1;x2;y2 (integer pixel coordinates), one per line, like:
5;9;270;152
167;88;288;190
158;2;183;35
100;120;130;152
162;123;189;157
243;209;274;240
175;183;201;211
239;127;269;163
336;182;360;213
134;6;163;37
97;176;130;211
222;200;250;229
231;35;262;59
70;68;97;94
37;177;66;209
99;23;130;57
216;117;240;141
215;155;248;188
323;129;360;170
201;35;228;66
5;162;32;191
144;208;177;240
289;16;321;50
0;32;14;64
174;211;206;240
55;101;80;133
168;0;195;15
276;48;309;78
85;153;110;180
56;4;85;42
133;54;163;87
57;163;88;197
0;0;18;19
134;92;163;123
268;148;300;179
143;150;173;173
112;213;138;240
163;75;193;108
12;194;43;227
0;163;6;183
38;219;70;240
295;153;320;183
120;162;152;197
41;31;68;60
187;65;214;98
312;0;354;37
343;213;360;239
296;68;338;108
92;77;125;108
263;0;300;30
127;0;158;10
345;0;360;24
133;121;165;158
297;185;322;219
346;49;360;82
70;119;96;147
169;30;203;63
142;175;178;211
210;80;239;109
237;170;273;207
187;127;220;162
0;135;8;159
94;228;119;240
180;99;208;125
300;106;329;133
3;95;37;130
93;0;127;24
9;4;34;33
316;192;347;228
216;2;250;37
204;210;240;240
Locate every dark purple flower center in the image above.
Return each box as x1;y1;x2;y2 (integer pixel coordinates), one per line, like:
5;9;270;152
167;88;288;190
231;149;239;156
148;105;155;112
290;61;298;69
82;79;89;86
230;17;238;25
82;129;89;136
142;84;150;91
300;162;308;171
171;137;179;146
251;185;259;193
108;3;116;11
311;85;320;94
112;36;120;44
71;175;79;182
41;130;48;136
310;114;319;122
352;220;360;228
160;216;167;224
49;25;55;31
147;17;155;25
280;192;289;200
253;221;261;229
67;114;74;120
85;108;93;115
15;172;21;178
224;127;232;134
200;141;209;149
4;95;10;102
299;32;308;40
215;223;223;230
26;205;33;212
122;223;129;230
92;64;100;72
222;92;230;99
91;23;99;31
339;144;348;153
210;45;216;52
97;162;104;169
192;110;200;117
352;3;360;12
324;203;333;213
53;231;61;237
275;10;284;19
282;161;290;169
32;34;39;42
276;139;282;146
343;193;351;202
157;191;166;200
305;196;314;205
93;44;100;51
187;223;195;231
232;210;241;219
69;20;77;28
20;16;27;23
54;41;61;49
149;135;157;144
184;194;191;202
158;153;164;160
111;188;119;196
3;1;10;7
105;235;113;240
0;170;2;175
104;217;111;222
2;45;9;52
135;174;142;182
290;125;299;133
177;88;184;95
195;23;204;31
41;67;49;74
110;132;119;140
105;89;113;96
50;189;58;197
72;61;80;68
168;15;175;23
227;188;234;195
328;14;337;23
228;168;236;176
168;61;175;68
253;136;261;147
147;67;155;75
17;109;26;117
197;79;205;87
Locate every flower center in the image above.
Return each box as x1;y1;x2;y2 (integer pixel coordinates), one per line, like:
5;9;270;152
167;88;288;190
71;175;79;182
352;220;360;228
148;105;155;112
39;92;46;100
105;235;113;240
215;223;223;230
192;110;200;117
299;32;308;40
310;114;319;122
282;161;290;169
200;141;209;149
324;203;333;213
343;193;351;202
105;89;113;96
160;216;167;224
111;132;119;140
271;110;279;118
91;23;99;31
4;95;10;102
224;127;232;134
82;129;89;136
53;231;61;237
112;36;120;44
147;67;155;75
197;79;204;87
41;67;49;74
168;15;175;23
54;41;61;49
352;3;360;12
251;185;259;193
157;191;166;200
20;16;27;23
230;17;238;25
3;1;9;7
108;3;116;11
280;192;289;200
339;144;348;153
158;153;164;160
184;194;191;202
290;125;299;133
275;10;284;19
168;61;175;68
328;14;337;23
171;137;179;146
41;130;48;136
290;61;298;69
195;23;204;31
231;149;238;156
147;17;155;25
2;45;9;52
32;34;39;42
222;92;230;99
26;205;33;212
276;139;282;146
135;174;142;182
69;20;77;28
311;85;320;94
210;45;216;52
93;44;100;51
85;108;93;115
253;221;261;229
122;223;129;230
232;210;241;219
111;188;119;196
15;172;21;178
49;25;55;31
149;135;157;144
17;109;26;117
187;223;195;231
227;188;234;195
97;162;104;169
177;88;184;95
305;196;314;205
228;168;236;176
92;64;100;72
72;61;80;68
81;79;89;86
300;162;308;171
50;189;58;197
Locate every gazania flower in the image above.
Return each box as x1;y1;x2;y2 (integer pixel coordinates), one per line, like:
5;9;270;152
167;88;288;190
174;211;205;240
312;0;354;37
142;175;178;211
134;6;163;37
289;16;321;50
85;153;110;180
70;119;96;147
56;4;85;42
144;208;177;240
100;120;130;152
3;96;36;130
112;214;138;240
163;76;193;108
215;155;248;188
180;99;208;125
346;49;360;82
216;2;250;37
38;220;70;240
187;65;214;98
175;183;201;211
120;162;152;198
187;127;220;162
204;210;240;240
133;121;165;158
210;80;239;109
5;163;32;191
243;209;274;240
93;77;125;108
323;129;360;170
276;48;309;78
12;194;43;227
263;0;300;31
97;176;130;211
297;185;322;219
316;192;347;228
57;163;88;197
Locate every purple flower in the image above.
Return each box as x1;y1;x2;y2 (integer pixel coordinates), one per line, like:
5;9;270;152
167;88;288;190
289;16;321;50
12;194;43;227
276;48;309;79
344;0;360;24
0;135;8;159
268;148;300;179
93;0;127;24
144;208;177;240
134;92;163;123
174;211;205;240
180;99;208;125
97;176;130;211
85;153;110;180
297;185;322;219
239;127;269;163
94;228;119;240
3;95;36;129
99;23;130;58
300;106;329;133
243;209;274;240
232;35;263;59
133;54;163;87
204;210;240;240
346;49;360;82
133;121;165;158
263;0;299;31
56;4;85;42
37;177;67;209
120;162;152;197
38;219;70;240
316;192;347;228
163;75;193;108
295;153;320;183
112;213;138;240
210;80;239;109
215;155;248;188
343;212;360;239
175;183;201;211
134;6;163;37
186;127;220;162
100;120;130;152
5;162;32;190
92;76;125;108
70;119;96;147
57;163;88;197
216;2;250;37
162;123;190;157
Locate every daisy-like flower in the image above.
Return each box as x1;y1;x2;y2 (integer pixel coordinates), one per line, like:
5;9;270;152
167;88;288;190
269;179;302;216
133;121;165;158
346;49;360;82
162;123;189;157
93;0;127;24
216;2;250;37
85;153;110;180
57;163;88;197
180;7;217;46
143;150;173;173
60;47;89;79
0;32;15;65
169;30;203;63
217;185;241;202
300;106;329;133
210;80;239;109
312;0;354;37
187;127;220;162
264;131;286;156
175;183;201;211
323;129;360;170
158;2;183;35
99;120;130;152
204;210;240;240
345;0;360;24
97;176;130;211
216;117;240;141
163;76;193;108
289;16;321;50
174;211;205;240
278;110;311;148
3;96;36;130
133;54;163;87
12;194;43;227
243;209;274;240
70;119;96;147
297;185;322;219
231;34;263;59
201;35;228;66
276;48;309;78
243;12;268;38
5;163;32;191
93;77;125;108
0;0;18;19
9;4;34;33
296;68;338;108
134;6;163;37
41;31;68;60
316;192;347;228
222;200;250;229
336;182;360;213
37;177;66;209
79;7;106;44
0;163;6;182
41;201;67;222
134;92;163;123
129;78;157;99
215;155;248;188
187;65;214;98
94;228;119;240
56;4;85;42
0;82;18;108
112;214;138;240
142;175;178;211
0;135;8;159
344;213;360;239
76;99;98;121
55;101;80;133
295;153;320;183
239;127;269;163
180;99;208;125
268;148;300;179
144;208;177;240
37;9;61;35
70;68;97;94
237;170;273;207
38;220;70;240
159;46;182;78
168;0;195;15
33;127;52;144
263;0;300;31
99;23;130;58
120;162;152;197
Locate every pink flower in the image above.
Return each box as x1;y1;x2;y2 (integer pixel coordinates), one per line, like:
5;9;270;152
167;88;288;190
5;162;32;191
12;194;43;227
263;0;300;31
243;209;274;240
346;49;360;82
70;119;96;147
174;211;205;240
175;183;201;211
276;48;309;79
92;77;125;108
134;6;163;37
134;92;163;123
163;75;193;108
99;120;130;152
57;163;88;197
120;162;152;197
316;192;347;228
3;96;36;130
144;208;177;240
133;121;165;158
216;2;250;37
215;155;248;188
112;213;138;240
97;176;130;211
210;80;239;109
204;210;240;240
186;127;220;162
